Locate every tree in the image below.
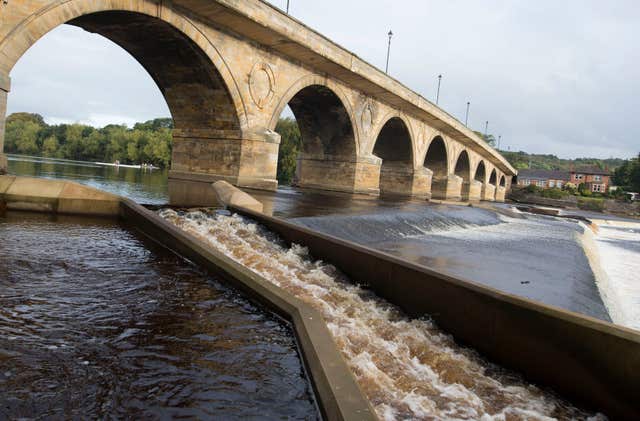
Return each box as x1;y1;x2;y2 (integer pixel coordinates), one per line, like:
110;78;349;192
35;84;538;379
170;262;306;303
41;136;60;157
473;131;496;147
274;117;302;184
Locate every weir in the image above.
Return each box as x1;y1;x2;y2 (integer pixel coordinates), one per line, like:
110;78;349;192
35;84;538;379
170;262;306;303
1;175;639;419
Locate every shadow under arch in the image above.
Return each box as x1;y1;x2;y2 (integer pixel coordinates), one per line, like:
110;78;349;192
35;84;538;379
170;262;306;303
499;175;506;187
269;78;364;193
475;160;488;200
372;116;419;196
424;135;451;199
455;150;476;201
0;1;257;199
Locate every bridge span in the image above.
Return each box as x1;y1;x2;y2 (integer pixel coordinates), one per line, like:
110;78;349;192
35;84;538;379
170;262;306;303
0;0;516;201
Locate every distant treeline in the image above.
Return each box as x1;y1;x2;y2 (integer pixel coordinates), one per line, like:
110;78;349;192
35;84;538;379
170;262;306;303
4;112;636;190
612;154;640;192
4;113;173;167
498;149;626;172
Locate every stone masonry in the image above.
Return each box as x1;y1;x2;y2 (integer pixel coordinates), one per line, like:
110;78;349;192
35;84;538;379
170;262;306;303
0;0;515;201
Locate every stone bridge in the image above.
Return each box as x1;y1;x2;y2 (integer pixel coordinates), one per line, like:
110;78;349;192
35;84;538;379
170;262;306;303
0;0;516;202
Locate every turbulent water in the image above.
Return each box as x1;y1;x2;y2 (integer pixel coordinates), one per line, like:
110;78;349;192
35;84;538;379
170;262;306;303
293;207;611;321
0;212;317;419
583;219;640;330
160;209;603;420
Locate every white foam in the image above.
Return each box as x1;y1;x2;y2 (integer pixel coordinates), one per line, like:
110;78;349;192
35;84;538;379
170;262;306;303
160;209;602;420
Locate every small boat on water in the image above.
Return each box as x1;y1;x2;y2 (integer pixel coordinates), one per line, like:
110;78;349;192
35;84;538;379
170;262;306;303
95;162;159;170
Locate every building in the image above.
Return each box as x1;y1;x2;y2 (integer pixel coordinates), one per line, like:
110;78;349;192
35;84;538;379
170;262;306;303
569;167;611;193
516;169;570;189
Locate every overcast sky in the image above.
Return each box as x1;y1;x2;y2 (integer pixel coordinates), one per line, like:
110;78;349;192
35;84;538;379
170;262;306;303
7;0;639;159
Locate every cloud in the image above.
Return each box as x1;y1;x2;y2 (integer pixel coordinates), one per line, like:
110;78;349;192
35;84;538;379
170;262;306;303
6;1;639;159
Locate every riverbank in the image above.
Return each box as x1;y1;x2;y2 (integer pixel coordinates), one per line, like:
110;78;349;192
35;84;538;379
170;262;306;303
508;189;640;218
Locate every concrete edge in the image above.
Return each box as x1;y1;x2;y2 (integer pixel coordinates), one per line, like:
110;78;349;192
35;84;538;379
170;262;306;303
118;199;377;421
0;175;120;217
228;205;640;420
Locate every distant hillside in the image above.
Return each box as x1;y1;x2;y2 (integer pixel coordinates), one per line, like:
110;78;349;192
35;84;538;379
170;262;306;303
499;150;626;172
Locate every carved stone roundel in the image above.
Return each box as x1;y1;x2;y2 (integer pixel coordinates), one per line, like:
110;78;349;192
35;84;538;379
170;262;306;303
249;62;275;108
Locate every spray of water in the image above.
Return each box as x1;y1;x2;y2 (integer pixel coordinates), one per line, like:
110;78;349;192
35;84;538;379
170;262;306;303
160;209;603;420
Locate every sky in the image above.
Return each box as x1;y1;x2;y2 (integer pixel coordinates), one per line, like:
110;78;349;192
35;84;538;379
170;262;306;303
6;0;640;159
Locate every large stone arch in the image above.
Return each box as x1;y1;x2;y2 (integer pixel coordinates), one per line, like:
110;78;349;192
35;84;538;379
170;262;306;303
0;0;293;196
475;160;489;200
424;135;456;200
371;115;429;197
454;150;480;201
268;75;360;156
267;77;366;193
0;1;247;128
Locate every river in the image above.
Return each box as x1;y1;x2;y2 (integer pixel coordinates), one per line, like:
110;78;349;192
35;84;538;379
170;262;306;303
4;153;639;419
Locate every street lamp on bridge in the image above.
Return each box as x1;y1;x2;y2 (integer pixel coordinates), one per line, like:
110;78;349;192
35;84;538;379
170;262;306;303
465;101;470;126
286;0;290;13
436;74;442;105
484;120;489;137
385;30;393;74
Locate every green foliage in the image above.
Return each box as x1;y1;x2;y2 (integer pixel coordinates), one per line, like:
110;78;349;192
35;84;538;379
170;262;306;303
539;188;569;199
3;114;173;168
274;117;302;185
524;184;540;194
577;197;605;212
499;150;625;172
613;154;640;192
473;131;496;147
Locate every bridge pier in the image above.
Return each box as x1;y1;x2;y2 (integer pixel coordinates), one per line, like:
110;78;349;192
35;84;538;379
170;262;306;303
495;186;506;202
169;128;280;191
378;163;432;198
483;184;496;201
0;74;9;174
431;174;463;201
297;154;381;195
462;180;482;202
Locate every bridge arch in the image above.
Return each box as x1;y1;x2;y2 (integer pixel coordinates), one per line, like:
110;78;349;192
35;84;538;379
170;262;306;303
423;135;451;199
475;160;487;183
500;175;506;187
0;1;247;130
268;77;360;192
454;150;471;182
489;169;497;185
372;116;415;195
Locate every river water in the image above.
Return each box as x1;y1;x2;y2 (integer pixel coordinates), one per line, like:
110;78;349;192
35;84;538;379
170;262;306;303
4;154;639;419
0;212;317;419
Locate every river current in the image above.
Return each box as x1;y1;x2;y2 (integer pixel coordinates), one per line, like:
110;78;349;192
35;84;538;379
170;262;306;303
0;212;317;419
5;155;639;419
160;209;605;420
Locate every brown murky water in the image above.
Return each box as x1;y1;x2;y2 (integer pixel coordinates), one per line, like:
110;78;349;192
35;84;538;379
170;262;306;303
161;209;605;421
0;212;318;419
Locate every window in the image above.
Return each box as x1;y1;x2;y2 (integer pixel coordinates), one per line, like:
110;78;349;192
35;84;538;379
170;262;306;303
576;174;584;180
592;184;604;192
557;181;563;189
594;175;602;181
549;180;555;188
523;179;530;186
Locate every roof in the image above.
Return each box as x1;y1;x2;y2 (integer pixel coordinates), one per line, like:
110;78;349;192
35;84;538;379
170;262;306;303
517;169;570;181
572;167;611;175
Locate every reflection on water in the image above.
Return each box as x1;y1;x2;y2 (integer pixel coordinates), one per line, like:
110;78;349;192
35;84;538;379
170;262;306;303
0;212;317;419
160;209;602;420
7;154;168;204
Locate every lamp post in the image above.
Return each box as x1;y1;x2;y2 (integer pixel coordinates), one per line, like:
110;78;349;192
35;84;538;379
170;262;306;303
484;121;489;138
286;0;290;13
464;101;470;126
498;135;502;149
436;74;442;105
385;30;393;74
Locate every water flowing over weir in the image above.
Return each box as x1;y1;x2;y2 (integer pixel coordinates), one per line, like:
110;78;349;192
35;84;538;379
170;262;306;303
160;209;603;420
291;207;611;321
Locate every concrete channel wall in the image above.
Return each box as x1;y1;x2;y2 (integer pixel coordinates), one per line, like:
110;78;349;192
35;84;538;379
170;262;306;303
229;205;640;420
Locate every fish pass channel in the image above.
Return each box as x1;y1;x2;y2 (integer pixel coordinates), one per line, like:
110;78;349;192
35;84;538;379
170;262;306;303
0;212;318;419
160;208;605;420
